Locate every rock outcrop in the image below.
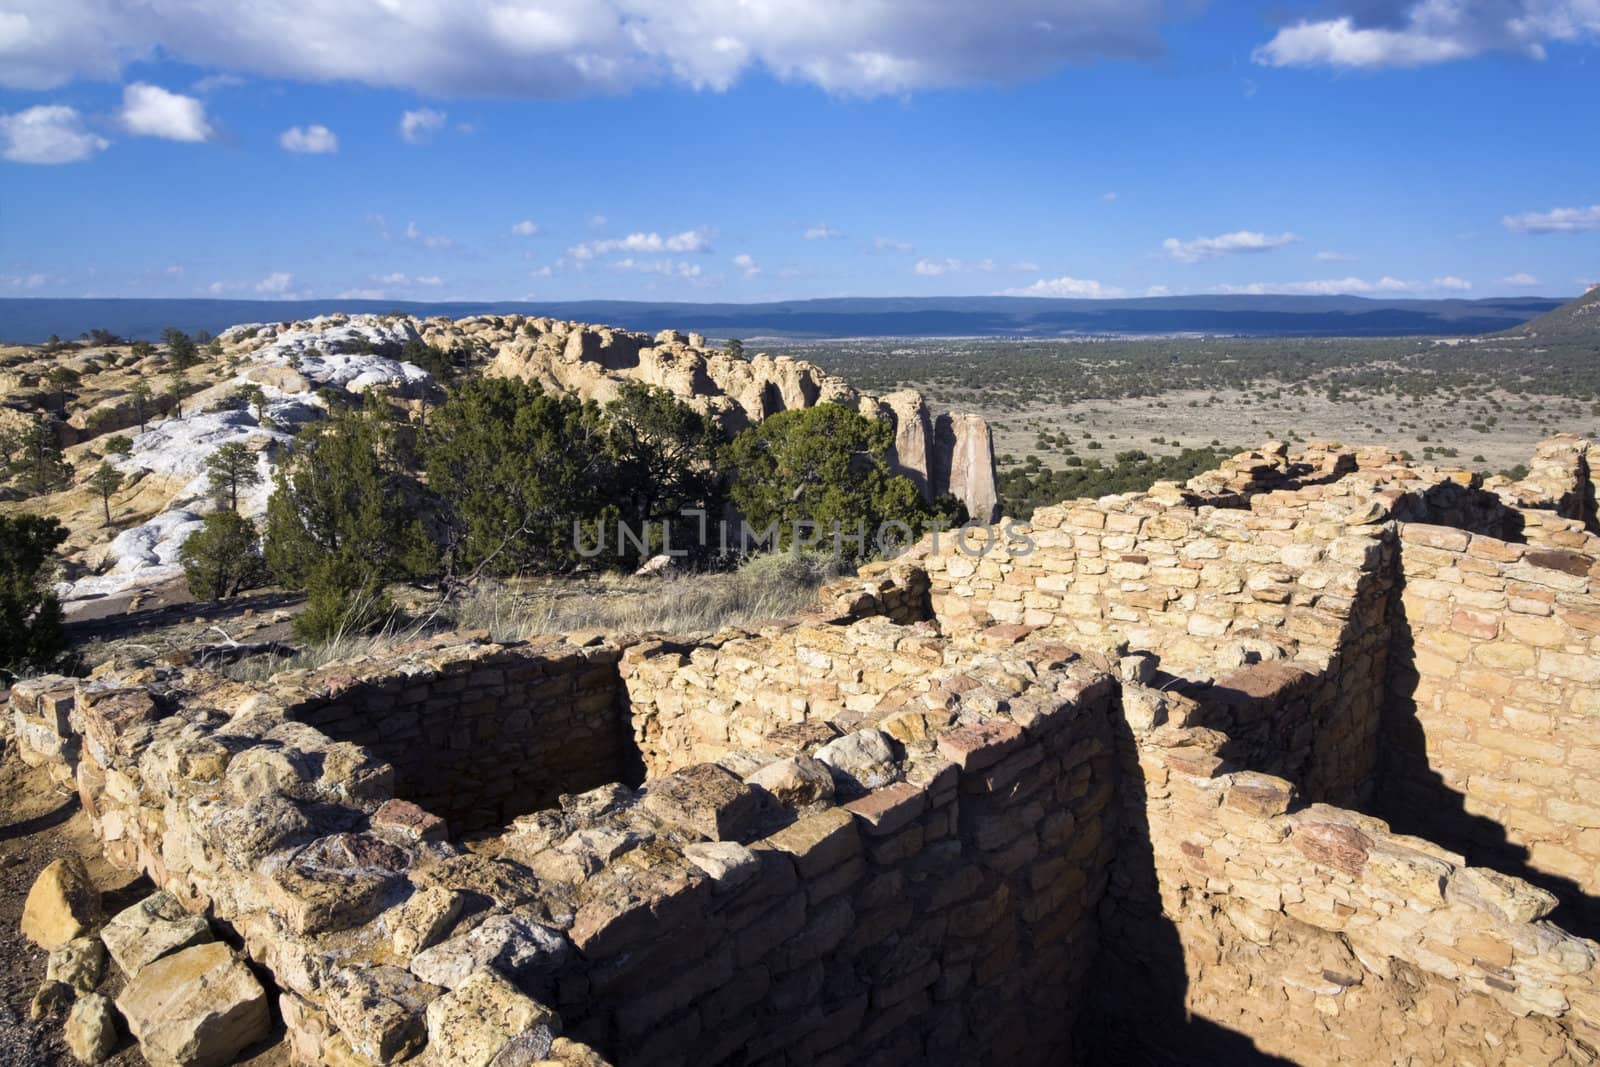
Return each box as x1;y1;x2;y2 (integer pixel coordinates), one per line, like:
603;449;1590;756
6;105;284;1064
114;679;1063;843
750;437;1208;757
467;317;1000;521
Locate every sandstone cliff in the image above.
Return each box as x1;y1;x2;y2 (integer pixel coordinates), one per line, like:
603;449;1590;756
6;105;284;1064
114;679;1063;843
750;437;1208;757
427;317;1000;522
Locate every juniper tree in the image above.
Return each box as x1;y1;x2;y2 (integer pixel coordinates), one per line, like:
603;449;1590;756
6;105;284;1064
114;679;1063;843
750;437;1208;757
179;510;268;600
130;381;154;432
0;514;68;679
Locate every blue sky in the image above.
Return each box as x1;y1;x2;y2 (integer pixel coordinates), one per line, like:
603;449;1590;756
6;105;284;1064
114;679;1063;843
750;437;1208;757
1;1;1596;303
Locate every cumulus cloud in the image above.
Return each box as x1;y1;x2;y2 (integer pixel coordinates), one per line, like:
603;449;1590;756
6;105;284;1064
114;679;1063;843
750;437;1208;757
1002;276;1125;298
400;108;447;144
569;229;711;260
1433;275;1472;291
734;253;760;277
0;1;1173;97
510;220;539;237
0;104;108;163
376;273;443;287
279;124;338;153
1503;204;1600;233
255;272;293;294
804;225;843;240
1315;250;1357;262
1163;230;1300;263
873;237;914;253
1500;272;1541;286
1253;2;1600;69
121;83;212;141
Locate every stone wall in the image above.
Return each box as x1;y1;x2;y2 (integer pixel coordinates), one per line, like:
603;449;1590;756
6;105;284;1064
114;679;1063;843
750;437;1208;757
1381;520;1600;931
1093;689;1600;1066
282;635;632;834
517;639;1120;1065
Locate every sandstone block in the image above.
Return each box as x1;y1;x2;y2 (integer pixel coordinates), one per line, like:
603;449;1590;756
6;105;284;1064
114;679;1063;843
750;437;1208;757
815;729;902;794
101;892;213;978
21;856;100;951
936;721;1024;771
845;782;928;836
641;763;761;839
47;935;106;993
746;756;835;808
409;914;570;991
758;807;861;879
389;887;464;960
683;841;761;891
65;992;120;1064
117;942;270;1067
423;969;558;1067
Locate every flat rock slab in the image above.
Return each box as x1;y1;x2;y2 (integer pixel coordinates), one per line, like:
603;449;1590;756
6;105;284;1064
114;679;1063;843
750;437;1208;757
117;941;270;1067
101;891;214;977
409;914;570;990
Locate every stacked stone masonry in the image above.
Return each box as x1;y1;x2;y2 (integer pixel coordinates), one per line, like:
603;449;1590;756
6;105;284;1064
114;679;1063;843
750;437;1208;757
9;434;1600;1066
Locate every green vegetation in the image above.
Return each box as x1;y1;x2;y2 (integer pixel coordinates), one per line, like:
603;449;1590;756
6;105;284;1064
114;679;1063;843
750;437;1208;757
0;514;68;680
999;446;1238;516
723;403;958;557
424;377;616;576
88;462;122;524
3;416;73;496
205;442;262;512
263;399;433;641
179;511;268;601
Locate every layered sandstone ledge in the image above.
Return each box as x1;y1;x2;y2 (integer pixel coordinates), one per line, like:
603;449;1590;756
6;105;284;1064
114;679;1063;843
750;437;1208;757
9;435;1600;1065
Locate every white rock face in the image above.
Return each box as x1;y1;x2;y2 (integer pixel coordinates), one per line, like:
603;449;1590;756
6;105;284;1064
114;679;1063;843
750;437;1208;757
62;314;436;604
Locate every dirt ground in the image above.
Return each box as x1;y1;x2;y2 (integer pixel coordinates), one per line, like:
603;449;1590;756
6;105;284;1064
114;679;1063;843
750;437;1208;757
0;742;288;1066
974;386;1597;475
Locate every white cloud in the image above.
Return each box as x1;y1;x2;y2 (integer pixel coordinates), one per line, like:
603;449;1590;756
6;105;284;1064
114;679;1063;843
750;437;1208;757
914;257;1004;276
804;225;843;240
1002;276;1125;298
569;229;711;260
279;124;337;153
1163;230;1300;263
121;83;212;142
1503;204;1600;234
1010;260;1040;272
1253;3;1600;70
0;1;1173;96
873;237;914;253
0;104;108;163
510;220;539;237
338;288;387;300
192;73;244;93
1209;275;1471;296
255;272;293;294
400;108;447;144
1145;284;1171;297
1314;250;1357;262
733;253;760;277
612;258;702;278
1;272;53;289
405;221;454;249
376;273;442;287
914;258;959;276
1500;272;1541;286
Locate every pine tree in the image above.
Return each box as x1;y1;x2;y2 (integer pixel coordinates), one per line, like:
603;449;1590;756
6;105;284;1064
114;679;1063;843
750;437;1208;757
7;417;73;496
179;511;268;600
88;462;122;525
205;442;262;512
0;514;68;679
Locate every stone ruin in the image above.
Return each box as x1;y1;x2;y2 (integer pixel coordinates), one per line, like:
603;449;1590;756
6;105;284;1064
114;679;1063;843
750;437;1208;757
10;434;1600;1066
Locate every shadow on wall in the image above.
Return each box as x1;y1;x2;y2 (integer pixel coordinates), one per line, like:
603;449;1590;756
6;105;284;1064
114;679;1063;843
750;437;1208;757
1377;593;1600;941
1076;698;1299;1066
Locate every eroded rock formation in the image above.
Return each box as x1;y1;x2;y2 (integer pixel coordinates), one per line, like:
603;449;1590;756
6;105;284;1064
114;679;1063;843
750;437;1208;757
452;317;1000;522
